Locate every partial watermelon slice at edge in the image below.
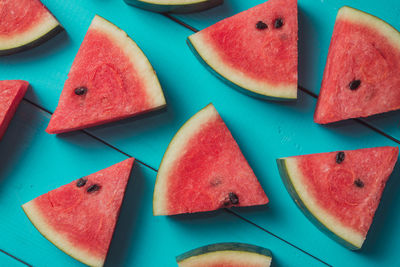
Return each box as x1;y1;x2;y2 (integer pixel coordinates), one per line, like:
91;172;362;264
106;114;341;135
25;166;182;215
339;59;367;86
154;103;268;216
124;0;223;13
46;15;166;134
0;80;29;139
277;147;398;249
176;243;272;267
187;0;298;100
0;0;63;56
22;158;135;267
314;6;400;124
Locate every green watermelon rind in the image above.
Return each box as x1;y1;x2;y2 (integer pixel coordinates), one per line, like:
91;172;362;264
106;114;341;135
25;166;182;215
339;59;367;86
276;158;361;250
124;0;223;13
187;35;297;101
21;202;103;267
153;103;216;215
176;242;272;264
0;13;63;56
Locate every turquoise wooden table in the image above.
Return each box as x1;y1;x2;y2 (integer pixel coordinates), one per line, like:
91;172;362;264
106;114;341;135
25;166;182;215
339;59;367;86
0;0;399;266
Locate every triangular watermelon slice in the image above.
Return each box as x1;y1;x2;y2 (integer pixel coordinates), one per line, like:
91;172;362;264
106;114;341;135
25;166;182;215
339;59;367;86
314;6;400;124
187;0;298;100
153;104;268;215
0;80;29;139
46;15;166;134
0;0;63;56
277;147;398;249
22;158;135;267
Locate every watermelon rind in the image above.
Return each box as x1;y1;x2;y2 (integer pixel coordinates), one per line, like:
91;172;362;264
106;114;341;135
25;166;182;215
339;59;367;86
123;0;223;13
0;11;63;56
176;242;272;266
337;6;400;48
276;158;363;250
22;201;103;267
187;35;297;101
153;103;216;215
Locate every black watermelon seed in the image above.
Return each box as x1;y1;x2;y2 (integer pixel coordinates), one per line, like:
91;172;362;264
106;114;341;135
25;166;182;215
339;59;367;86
229;192;239;205
74;87;88;96
76;178;87;187
256;21;268;30
336;152;345;164
87;184;101;193
274;18;284;29
349;80;361;90
354;179;364;188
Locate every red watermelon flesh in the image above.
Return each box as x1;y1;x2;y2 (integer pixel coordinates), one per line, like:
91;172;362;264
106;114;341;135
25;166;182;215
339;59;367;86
22;158;134;267
1;0;50;36
46;15;166;134
0;0;62;55
0;80;29;139
188;0;298;99
153;104;268;215
278;147;398;248
314;6;400;124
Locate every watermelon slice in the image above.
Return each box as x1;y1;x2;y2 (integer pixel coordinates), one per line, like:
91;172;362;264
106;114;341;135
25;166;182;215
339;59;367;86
46;15;166;134
0;80;29;140
22;158;135;267
314;6;400;124
187;0;298;100
277;147;398;249
176;243;272;267
124;0;223;13
153;104;268;215
0;0;63;56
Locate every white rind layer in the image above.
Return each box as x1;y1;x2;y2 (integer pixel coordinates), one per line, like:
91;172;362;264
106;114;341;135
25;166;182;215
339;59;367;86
188;33;297;99
91;15;166;109
22;201;104;267
178;250;272;267
337;6;400;50
153;104;218;215
283;157;364;248
0;12;60;51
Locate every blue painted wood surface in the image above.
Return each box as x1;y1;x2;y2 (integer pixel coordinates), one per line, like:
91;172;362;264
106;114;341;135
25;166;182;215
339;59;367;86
0;251;26;267
173;0;400;143
0;101;324;266
0;0;399;266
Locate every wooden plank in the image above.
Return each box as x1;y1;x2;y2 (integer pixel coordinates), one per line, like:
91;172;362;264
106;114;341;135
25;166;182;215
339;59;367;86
0;250;29;267
0;101;325;266
0;0;196;168
172;0;400;150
